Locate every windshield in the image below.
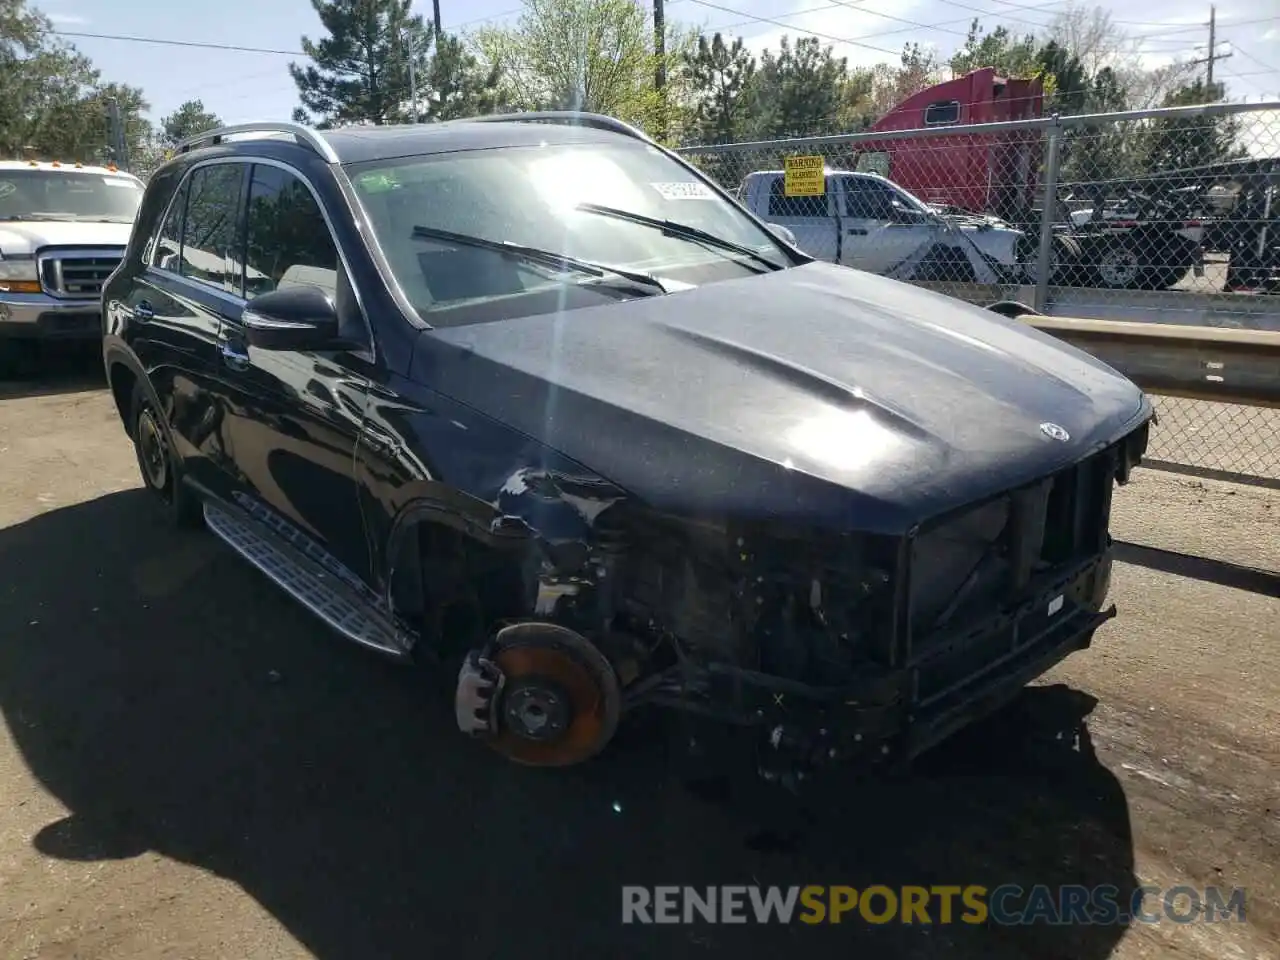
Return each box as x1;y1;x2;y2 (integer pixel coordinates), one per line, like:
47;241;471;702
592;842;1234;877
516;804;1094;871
346;141;791;323
0;169;143;223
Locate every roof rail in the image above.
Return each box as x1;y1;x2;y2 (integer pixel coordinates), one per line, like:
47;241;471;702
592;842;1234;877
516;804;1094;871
176;122;340;164
463;111;655;146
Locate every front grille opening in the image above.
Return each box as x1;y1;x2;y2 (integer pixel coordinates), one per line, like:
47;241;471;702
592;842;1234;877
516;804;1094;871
38;250;123;299
909;445;1119;646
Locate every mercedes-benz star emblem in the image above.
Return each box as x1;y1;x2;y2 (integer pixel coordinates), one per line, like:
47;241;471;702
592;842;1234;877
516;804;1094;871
1039;422;1070;442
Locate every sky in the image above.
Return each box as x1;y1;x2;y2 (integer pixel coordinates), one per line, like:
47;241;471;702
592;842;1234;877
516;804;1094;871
32;0;1280;130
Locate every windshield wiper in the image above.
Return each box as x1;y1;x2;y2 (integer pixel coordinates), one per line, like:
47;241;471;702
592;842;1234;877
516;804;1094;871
409;225;667;295
574;202;787;272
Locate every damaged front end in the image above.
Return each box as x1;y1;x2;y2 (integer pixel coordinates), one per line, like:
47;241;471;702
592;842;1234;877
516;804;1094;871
455;419;1151;783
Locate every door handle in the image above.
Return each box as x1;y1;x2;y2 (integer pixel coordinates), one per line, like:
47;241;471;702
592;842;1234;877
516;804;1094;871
219;340;250;370
847;228;868;236
133;300;154;321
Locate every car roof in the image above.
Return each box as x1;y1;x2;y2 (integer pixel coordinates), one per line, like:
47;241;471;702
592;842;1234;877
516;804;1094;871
0;160;140;180
322;120;634;164
178;116;652;167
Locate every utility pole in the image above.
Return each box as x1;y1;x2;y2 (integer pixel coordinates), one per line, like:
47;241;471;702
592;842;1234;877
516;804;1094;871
105;97;127;169
432;0;442;39
1188;5;1232;90
407;28;419;123
653;0;665;93
653;0;666;139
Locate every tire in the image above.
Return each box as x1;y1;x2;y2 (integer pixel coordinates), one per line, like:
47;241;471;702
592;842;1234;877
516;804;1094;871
129;380;204;529
1094;241;1143;289
1019;234;1078;285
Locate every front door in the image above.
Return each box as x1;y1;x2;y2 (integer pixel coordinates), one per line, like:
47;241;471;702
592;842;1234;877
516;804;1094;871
210;161;375;584
838;176;934;275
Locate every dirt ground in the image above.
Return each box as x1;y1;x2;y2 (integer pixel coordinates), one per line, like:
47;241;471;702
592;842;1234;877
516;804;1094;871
1;352;1278;960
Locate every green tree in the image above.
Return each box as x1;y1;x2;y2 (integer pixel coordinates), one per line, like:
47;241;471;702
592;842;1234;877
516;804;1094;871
750;35;852;139
160;99;222;148
289;0;432;127
949;20;1039;77
424;33;501;120
475;0;686;134
1143;80;1246;172
683;32;756;145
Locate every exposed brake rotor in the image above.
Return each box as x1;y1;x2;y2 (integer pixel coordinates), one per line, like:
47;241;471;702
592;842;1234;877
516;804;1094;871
469;622;622;768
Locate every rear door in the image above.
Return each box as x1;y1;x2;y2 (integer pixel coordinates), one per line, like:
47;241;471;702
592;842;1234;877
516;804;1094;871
123;161;248;500
759;173;838;262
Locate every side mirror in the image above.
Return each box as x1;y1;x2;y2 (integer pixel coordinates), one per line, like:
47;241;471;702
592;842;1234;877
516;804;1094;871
768;223;798;246
241;286;346;351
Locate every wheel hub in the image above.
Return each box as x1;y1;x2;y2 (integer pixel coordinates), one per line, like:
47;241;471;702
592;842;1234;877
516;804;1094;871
459;622;622;768
502;679;573;741
137;410;168;490
1101;249;1139;286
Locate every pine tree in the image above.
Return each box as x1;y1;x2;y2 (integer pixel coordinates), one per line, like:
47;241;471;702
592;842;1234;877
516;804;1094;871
289;0;432;127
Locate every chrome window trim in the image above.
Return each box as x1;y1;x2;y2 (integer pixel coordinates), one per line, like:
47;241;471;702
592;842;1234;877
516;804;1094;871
144;155;376;364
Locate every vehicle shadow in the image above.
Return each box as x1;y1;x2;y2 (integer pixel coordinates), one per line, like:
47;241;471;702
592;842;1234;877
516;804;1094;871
0;490;1137;960
0;342;104;400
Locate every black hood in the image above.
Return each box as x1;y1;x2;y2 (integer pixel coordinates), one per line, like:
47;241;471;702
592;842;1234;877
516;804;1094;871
415;262;1150;534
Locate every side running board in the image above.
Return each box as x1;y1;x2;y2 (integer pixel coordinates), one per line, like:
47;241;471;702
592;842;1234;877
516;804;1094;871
203;501;413;661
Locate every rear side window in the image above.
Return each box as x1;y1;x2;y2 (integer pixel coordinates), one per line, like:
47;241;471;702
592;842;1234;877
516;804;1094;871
243;164;339;301
152;178;188;272
924;100;961;126
767;176;826;218
179;164;247;295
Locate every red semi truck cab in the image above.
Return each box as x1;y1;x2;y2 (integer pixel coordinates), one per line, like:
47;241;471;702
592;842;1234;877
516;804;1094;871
851;68;1044;224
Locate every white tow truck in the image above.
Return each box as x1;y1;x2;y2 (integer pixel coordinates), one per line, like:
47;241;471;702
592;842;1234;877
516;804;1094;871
0;160;144;373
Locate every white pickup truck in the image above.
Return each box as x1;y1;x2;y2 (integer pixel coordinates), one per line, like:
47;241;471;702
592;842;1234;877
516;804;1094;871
736;169;1028;285
0;160;144;372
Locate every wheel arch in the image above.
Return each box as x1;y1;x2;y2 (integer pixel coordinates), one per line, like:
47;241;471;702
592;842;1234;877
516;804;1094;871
383;495;536;661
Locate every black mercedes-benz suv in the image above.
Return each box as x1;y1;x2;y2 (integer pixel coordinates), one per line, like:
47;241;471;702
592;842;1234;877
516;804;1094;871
102;114;1152;782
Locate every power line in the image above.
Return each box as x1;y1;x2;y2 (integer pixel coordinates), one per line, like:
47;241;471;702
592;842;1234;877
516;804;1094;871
54;30;306;57
679;0;902;55
1226;42;1278;77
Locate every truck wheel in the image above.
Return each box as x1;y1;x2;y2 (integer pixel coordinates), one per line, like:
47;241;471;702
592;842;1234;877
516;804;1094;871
1019;235;1077;285
1095;242;1143;289
129;380;204;529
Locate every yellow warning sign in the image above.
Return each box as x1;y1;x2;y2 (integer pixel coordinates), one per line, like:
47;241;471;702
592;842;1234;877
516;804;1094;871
784;155;825;196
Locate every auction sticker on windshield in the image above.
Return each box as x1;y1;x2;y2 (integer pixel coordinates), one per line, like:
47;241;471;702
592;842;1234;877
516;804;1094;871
650;182;715;201
784;156;825;197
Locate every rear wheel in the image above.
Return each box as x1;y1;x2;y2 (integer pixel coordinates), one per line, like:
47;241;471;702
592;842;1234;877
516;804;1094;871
1095;241;1143;289
130;381;203;529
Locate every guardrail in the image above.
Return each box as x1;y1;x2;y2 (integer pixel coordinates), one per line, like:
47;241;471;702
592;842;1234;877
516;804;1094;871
1021;315;1280;409
1010;310;1280;486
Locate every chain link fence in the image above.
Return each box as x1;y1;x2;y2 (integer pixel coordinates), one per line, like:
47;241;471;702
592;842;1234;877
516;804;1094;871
677;100;1280;484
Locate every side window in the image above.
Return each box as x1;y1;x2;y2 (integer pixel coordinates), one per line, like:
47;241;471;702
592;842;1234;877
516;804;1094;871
767;175;825;218
179;164;247;295
854;151;890;177
843;179;896;219
152;179;189;272
243;164;339;302
924;100;961;126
